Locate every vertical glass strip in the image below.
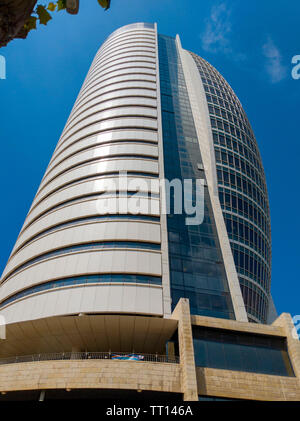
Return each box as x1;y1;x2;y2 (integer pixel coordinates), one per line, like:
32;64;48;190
158;35;235;319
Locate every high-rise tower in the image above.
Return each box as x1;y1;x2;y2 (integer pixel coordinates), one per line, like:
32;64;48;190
0;24;298;402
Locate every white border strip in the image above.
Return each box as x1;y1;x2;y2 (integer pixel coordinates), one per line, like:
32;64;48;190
176;35;248;322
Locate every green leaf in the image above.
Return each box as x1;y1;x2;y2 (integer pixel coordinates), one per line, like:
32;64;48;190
24;16;38;32
57;0;67;11
36;5;52;25
98;0;111;10
48;2;57;12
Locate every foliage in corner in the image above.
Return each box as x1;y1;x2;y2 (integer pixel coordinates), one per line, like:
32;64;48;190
23;0;111;36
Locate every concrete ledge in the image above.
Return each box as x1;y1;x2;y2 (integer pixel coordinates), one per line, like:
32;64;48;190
0;360;182;394
191;314;285;337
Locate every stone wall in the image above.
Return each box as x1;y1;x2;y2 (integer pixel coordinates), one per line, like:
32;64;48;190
0;360;182;394
197;367;300;401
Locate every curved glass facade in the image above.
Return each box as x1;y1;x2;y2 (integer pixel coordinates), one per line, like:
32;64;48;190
190;54;271;323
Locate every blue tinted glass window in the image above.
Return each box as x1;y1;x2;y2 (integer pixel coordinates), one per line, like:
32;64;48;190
193;326;294;377
0;274;162;308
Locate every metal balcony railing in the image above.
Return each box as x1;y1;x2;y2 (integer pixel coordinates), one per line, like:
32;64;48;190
0;351;180;365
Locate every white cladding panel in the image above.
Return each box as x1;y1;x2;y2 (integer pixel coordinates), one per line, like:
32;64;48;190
0;24;165;322
0;285;163;324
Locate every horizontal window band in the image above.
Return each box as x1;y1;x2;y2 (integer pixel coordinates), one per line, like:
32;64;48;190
62;112;158;146
59;112;158;146
86;56;156;77
93;45;156;64
92;58;156;76
63;104;158;138
88;60;156;84
101;36;155;54
34;171;159;208
96;42;156;63
74;85;157;111
93;50;156;71
86;63;156;94
100;37;155;51
71;86;157;123
55;122;158;156
85;68;156;87
68;93;158;133
23;190;160;234
105;26;155;38
76;74;157;103
76;74;157;101
104;28;155;44
86;63;156;86
97;37;156;55
85;66;156;92
95;46;156;63
68;93;158;134
0;274;162;309
85;64;156;89
79;76;157;103
85;61;156;80
101;37;154;51
85;61;156;81
101;32;155;47
3;241;161;283
46;139;159;176
52;125;158;167
39;154;159;193
14;214;160;255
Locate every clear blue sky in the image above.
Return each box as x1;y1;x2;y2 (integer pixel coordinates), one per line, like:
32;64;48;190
0;0;299;319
